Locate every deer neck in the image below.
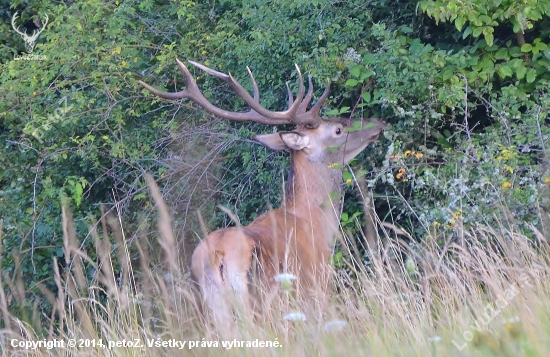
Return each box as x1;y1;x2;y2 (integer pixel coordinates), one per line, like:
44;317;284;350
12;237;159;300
283;151;343;248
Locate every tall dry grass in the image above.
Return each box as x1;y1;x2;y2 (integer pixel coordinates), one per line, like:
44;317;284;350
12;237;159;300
0;179;549;357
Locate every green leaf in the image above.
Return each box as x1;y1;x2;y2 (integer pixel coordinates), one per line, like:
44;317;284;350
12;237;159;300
437;138;451;149
484;32;494;47
455;17;465;31
532;41;547;54
479;15;492;24
509;58;523;68
345;79;359;87
350;65;363;78
364;122;376;129
498;65;513;78
463;25;472;39
360;71;374;81
342;171;352;183
526;68;536;83
534;41;547;50
495;48;509;60
521;44;533;53
515;65;527;80
363;53;376;64
472;27;483;37
442;69;454;80
362;92;371;102
509;47;522;57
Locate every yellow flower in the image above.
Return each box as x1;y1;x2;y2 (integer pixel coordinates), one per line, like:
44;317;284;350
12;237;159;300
502;181;512;189
404;150;412;157
415;152;424;159
544;177;550;183
504;164;514;174
396;167;406;180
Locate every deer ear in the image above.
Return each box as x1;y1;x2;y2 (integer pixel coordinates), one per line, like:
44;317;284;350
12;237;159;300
252;132;310;151
252;133;288;151
279;132;310;151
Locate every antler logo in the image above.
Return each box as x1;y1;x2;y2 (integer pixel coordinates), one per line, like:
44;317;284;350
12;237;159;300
11;12;49;53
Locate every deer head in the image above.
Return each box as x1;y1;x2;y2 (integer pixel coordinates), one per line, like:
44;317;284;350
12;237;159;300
138;59;385;168
11;12;49;53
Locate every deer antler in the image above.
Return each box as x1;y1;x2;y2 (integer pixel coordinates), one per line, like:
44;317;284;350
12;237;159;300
11;12;27;37
139;59;330;128
36;14;48;32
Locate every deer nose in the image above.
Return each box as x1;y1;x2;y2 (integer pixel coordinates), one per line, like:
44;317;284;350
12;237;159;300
370;118;387;128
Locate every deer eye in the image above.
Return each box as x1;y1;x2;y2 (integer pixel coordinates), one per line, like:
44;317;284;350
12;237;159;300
335;128;342;135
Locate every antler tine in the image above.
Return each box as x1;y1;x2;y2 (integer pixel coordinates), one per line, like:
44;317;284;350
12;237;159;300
285;64;307;109
138;58;193;100
282;64;306;123
308;80;331;117
188;60;230;80
246;66;260;102
286;82;294;108
297;76;314;115
11;12;26;37
189;60;305;123
293;63;306;109
288;75;330;128
39;14;49;30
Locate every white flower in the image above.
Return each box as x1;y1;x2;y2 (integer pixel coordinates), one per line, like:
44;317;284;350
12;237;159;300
284;312;306;322
274;273;297;282
343;48;362;63
504;316;520;324
275;273;297;292
323;320;347;332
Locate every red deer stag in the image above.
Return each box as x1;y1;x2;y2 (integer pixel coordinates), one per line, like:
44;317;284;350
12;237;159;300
139;59;385;322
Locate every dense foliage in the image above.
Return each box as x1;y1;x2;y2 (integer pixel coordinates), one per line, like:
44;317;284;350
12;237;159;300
1;0;549;304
